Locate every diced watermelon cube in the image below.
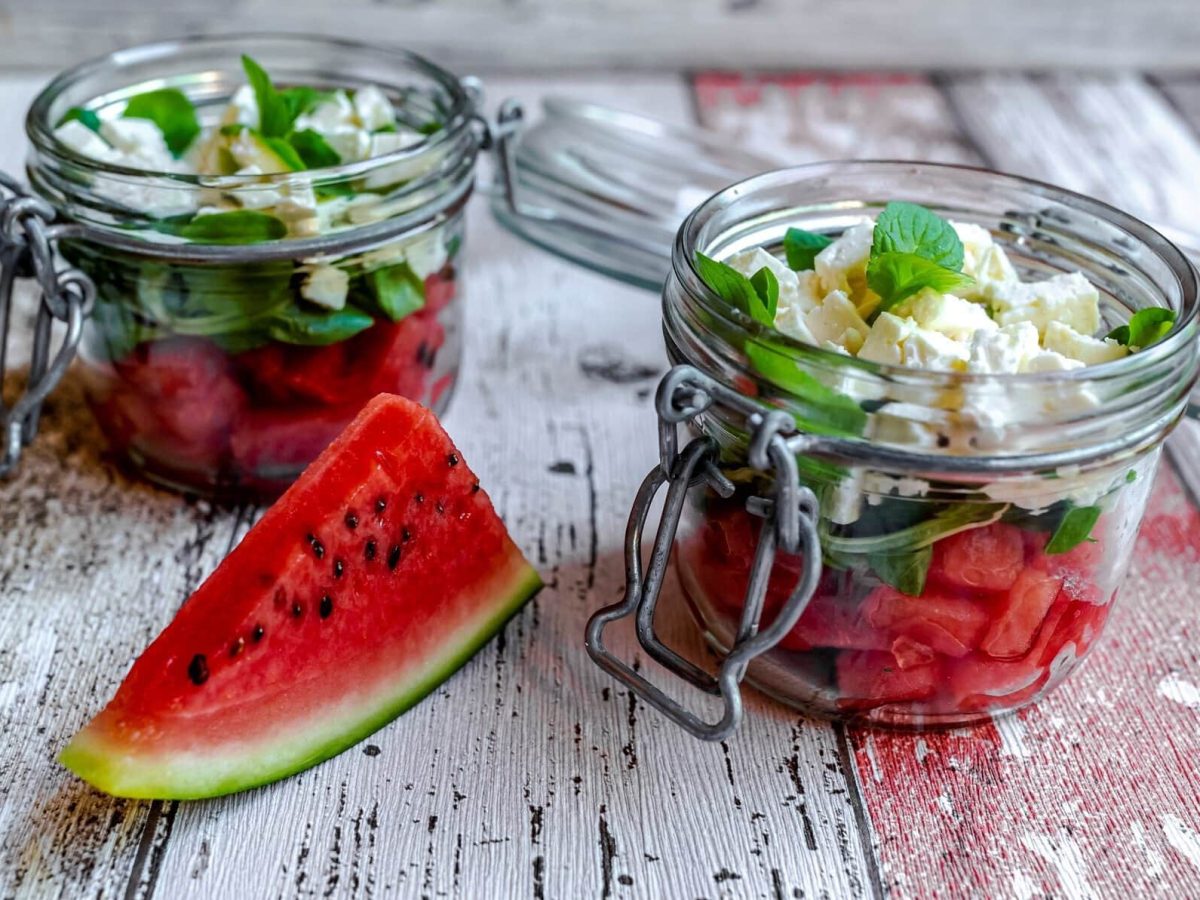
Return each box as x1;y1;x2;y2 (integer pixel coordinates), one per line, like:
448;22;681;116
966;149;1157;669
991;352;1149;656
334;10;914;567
890;635;936;669
779;592;891;652
930;522;1025;592
863;585;991;657
836;650;938;708
980;568;1063;658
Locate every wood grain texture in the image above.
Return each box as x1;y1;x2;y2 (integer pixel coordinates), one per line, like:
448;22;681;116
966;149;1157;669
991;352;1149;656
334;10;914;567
0;74;878;899
3;1;1200;72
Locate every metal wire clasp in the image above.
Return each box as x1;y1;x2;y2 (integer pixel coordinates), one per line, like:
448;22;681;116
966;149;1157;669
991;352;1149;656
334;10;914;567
0;174;94;476
585;365;822;741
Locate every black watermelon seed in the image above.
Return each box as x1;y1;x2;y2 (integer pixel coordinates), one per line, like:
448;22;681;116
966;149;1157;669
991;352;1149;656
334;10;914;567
229;637;244;658
448;452;459;467
402;527;412;543
319;595;334;618
471;481;480;493
251;624;265;642
345;511;359;530
416;341;428;364
333;559;344;579
414;492;424;505
188;654;209;686
307;534;325;559
387;545;401;570
365;539;377;561
292;602;303;618
375;497;387;515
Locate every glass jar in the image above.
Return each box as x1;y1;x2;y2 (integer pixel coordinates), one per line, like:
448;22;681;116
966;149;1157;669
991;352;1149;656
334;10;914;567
588;161;1199;735
21;35;477;497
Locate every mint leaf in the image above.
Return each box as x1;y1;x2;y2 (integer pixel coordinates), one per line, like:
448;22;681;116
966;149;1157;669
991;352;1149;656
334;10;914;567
869;545;933;596
288;129;341;169
694;252;772;324
268;305;375;346
1045;505;1101;555
57;106;102;132
259;134;305;171
122;88;199;157
1106;307;1175;348
872;201;964;270
749;266;780;321
180;210;287;244
866;252;975;318
744;341;867;437
783;227;832;271
359;262;426;321
242;54;291;138
279;86;332;122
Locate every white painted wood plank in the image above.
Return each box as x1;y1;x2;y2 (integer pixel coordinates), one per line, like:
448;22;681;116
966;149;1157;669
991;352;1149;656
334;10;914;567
0;74;878;899
5;1;1200;72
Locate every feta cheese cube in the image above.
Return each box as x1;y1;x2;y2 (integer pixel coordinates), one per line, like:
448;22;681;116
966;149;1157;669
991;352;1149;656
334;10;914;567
857;312;914;367
321;127;371;163
729;247;821;317
905;291;997;342
101;118;176;169
403;229;449;279
991;272;1101;337
300;265;350;309
296;90;357;133
805;290;869;354
1021;350;1085;373
967;322;1040;374
363;129;430;189
54;119;115;162
221;85;259;130
1043;321;1128;365
814;221;874;297
901;325;969;372
774;304;818;345
352;85;396;132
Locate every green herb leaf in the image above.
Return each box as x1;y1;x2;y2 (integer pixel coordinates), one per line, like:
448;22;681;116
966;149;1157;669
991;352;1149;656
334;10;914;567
57;106;102;132
417;121;442;136
869;545;933;596
1044;505;1101;555
259;134;305;171
267;305;374;346
179;210;288;244
279;86;332;122
783;227;832;272
242;54;291;138
872;201;965;271
288;128;342;169
749;266;780;322
744;341;868;437
1106;307;1176;349
122;88;200;157
866;252;975;318
358;262;426;322
823;503;1006;557
694;252;772;324
220;123;248;137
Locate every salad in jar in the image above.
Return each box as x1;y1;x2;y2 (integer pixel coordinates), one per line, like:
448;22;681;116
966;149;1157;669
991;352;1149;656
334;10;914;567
39;52;464;497
677;201;1176;725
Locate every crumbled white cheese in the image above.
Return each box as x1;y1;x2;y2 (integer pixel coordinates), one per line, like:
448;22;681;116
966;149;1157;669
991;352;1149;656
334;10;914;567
362;129;429;189
901;325;969;371
991;272;1102;337
300;264;350;309
55;119;115;161
295;90;357;133
100;118;175;168
352;85;396;132
805;290;869;354
967;322;1041;374
858;313;913;367
222;85;259;130
1043;321;1128;365
815;221;874;298
403;229;448;279
729;247;822;316
903;291;997;342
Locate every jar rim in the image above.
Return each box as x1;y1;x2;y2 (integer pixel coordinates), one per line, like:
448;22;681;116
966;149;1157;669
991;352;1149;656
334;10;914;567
674;160;1200;388
25;32;476;187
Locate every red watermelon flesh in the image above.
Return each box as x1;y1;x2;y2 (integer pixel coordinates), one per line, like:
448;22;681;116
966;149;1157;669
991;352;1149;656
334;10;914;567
60;394;541;799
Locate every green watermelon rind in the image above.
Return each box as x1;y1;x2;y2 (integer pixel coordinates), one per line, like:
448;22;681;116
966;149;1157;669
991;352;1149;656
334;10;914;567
59;562;541;800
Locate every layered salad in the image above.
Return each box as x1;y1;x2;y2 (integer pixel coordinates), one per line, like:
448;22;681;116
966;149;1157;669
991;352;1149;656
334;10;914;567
53;56;459;496
680;203;1173;722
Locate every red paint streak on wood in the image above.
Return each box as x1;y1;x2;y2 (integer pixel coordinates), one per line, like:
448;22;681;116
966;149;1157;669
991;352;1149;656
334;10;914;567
849;463;1200;898
693;72;920;109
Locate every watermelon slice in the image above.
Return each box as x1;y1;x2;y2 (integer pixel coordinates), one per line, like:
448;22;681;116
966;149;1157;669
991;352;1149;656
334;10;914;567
60;395;541;799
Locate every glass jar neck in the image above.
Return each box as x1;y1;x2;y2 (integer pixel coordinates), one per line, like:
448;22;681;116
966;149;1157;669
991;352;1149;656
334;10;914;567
663;162;1200;478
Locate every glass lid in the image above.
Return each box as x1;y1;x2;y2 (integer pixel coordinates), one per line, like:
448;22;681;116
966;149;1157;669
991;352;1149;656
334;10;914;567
488;96;776;290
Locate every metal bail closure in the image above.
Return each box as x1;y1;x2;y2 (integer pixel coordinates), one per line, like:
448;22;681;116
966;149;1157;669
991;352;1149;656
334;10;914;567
0;174;95;476
585;364;823;741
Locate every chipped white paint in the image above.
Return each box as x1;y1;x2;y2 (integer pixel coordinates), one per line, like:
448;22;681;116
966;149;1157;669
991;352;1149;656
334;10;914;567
1131;821;1168;879
1021;831;1097;900
1157;673;1200;710
994;714;1033;760
914;739;931;765
1164;816;1200;873
1011;870;1039;900
864;735;884;783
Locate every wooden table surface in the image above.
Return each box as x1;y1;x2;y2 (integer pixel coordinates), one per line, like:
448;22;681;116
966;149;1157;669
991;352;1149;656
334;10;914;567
2;69;1200;900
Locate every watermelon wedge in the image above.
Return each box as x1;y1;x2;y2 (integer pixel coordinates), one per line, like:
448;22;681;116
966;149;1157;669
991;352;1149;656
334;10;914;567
61;394;541;799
